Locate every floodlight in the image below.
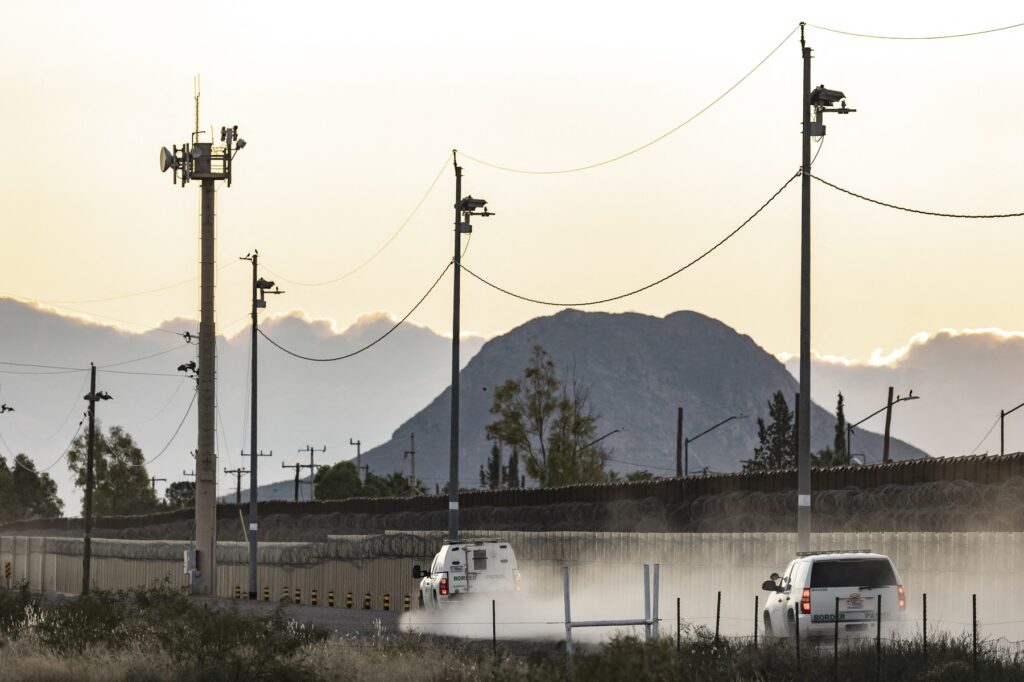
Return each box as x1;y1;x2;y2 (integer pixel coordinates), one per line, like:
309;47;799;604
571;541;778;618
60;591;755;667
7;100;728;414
460;196;488;211
160;147;175;173
236;139;247;150
810;86;846;107
256;277;275;290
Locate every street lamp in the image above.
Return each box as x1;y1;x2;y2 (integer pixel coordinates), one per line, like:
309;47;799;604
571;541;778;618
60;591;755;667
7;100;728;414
846;389;920;464
578;428;624;455
685;415;746;477
999;401;1024;456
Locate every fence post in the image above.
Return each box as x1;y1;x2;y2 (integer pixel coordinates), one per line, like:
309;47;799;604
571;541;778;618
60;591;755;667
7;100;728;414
923;592;927;668
834;596;839;682
562;565;573;658
753;595;759;647
643;564;651;642
972;593;978;681
714;590;721;650
346;591;353;609
492;599;497;656
876;594;882;681
262;586;269;602
652;564;660;639
677;597;681;652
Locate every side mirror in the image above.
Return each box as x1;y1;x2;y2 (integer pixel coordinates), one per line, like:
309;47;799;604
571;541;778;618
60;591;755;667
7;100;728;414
412;565;423;579
762;580;779;593
770;572;780;581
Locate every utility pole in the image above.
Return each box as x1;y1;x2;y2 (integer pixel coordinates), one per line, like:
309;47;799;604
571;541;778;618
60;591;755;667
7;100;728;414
298;445;326;501
159;90;246;596
793;392;800;467
282;462;302;502
797;23;854;552
82;363;112;595
449;151;493;542
361;464;370;483
675;407;684;478
349;438;362;482
149;476;167;492
404;433;417;493
999;401;1024;456
240;250;282;599
882;386;895;463
224;467;250;505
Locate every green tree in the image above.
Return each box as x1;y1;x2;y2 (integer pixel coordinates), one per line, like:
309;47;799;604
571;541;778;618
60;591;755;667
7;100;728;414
486;346;609;487
0;454;64;522
625;470;656;482
504;448;520;488
163;480;195;509
66;424;158;516
743;391;796;472
479;442;502;490
833;391;848;461
314;460;363;500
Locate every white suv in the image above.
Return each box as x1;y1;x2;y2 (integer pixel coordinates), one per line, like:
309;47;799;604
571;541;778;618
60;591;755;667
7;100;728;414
413;539;521;610
761;550;905;639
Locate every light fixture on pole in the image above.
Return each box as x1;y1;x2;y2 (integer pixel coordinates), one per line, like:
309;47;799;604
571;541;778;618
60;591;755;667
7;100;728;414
1000;401;1024;456
798;22;855;553
846;390;919;464
82;364;113;595
449;151;494;543
685;415;746;477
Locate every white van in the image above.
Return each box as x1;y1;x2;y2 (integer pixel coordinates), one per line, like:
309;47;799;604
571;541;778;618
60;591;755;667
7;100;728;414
413;539;521;609
761;550;905;639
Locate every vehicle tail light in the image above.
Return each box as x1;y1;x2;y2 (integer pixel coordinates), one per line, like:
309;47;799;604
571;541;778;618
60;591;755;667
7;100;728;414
513;569;521;592
898;584;906;610
439;577;448;596
800;588;811;614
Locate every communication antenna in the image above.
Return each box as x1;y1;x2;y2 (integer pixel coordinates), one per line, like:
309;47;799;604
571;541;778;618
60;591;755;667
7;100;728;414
193;75;201;143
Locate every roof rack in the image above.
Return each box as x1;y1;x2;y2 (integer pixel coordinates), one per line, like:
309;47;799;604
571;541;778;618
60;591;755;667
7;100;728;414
795;549;872;557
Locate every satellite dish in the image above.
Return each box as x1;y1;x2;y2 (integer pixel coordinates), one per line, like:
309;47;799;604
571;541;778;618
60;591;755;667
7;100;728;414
159;147;175;173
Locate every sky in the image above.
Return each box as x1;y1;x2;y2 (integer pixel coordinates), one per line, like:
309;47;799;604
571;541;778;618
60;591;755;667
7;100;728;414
2;1;1023;362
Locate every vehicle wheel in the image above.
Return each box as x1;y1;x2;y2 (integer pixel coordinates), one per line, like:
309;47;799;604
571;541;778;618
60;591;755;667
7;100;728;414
763;613;773;639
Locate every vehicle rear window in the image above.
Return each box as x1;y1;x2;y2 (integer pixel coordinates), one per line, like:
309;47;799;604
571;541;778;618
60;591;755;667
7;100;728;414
811;559;896;588
473;549;487;571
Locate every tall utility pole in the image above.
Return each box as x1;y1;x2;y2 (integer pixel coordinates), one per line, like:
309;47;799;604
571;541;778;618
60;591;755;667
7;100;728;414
349;438;362;482
282;462;302;502
224;467;250;505
797;23;854;552
298;445;326;501
675;408;684;478
159;93;246;596
882;386;895;463
448;151;493;542
240;250;281;600
149;476;167;492
404;432;417;492
82;363;112;595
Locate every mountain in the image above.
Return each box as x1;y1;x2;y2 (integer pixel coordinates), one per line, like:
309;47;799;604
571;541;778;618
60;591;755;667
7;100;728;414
360;310;928;486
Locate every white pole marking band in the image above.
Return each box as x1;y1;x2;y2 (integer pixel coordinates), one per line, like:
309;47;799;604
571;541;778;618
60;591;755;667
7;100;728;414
798;495;811;507
449;502;459;510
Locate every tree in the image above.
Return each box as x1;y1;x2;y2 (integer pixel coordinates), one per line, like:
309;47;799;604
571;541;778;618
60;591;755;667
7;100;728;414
504;448;520;489
0;454;63;522
833;391;848;461
66;423;158;516
315;461;363;500
486;346;610;487
479;442;502;490
626;470;656;482
163;480;195;510
743;391;796;472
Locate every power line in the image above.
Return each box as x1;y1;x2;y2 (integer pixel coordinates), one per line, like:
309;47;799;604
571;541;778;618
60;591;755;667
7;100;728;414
11;417;86;474
812;174;1024;219
460;170;800;307
97;369;182;378
39;373;91;441
263;155;450;287
123;391;197;468
258;261;453;362
458;26;799;175
807;20;1024;41
969;415;1001;456
96;343;191;369
0;362;86;375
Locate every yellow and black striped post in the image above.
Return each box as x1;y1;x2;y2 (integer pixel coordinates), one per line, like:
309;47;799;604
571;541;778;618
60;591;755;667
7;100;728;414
294;588;301;605
403;594;411;611
233;585;241;599
328;591;335;608
262;586;269;601
346;592;353;609
4;561;11;586
383;593;391;611
311;589;318;607
282;586;289;601
363;592;371;610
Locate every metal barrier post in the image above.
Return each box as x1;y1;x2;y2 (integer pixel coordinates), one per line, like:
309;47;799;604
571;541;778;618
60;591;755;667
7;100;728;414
754;595;759;647
923;593;928;668
311;589;318;607
328;590;335;607
282;586;288;602
562;565;573;657
294;587;301;605
492;599;497;656
262;586;269;601
714;590;721;649
403;594;411;611
363;592;371;610
383;593;390;611
677;597;682;652
972;594;978;681
346;591;353;609
652;564;660;639
643;564;651;641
